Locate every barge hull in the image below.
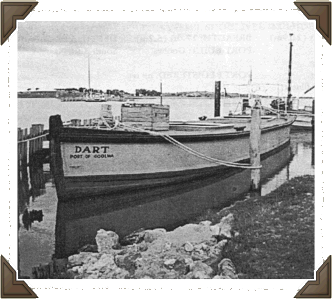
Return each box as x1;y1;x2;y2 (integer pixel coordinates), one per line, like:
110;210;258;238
49;115;294;201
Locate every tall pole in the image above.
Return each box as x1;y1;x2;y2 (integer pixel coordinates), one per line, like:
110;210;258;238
248;67;252;99
250;105;261;193
160;82;163;105
287;33;293;110
215;81;221;117
88;55;91;91
311;99;315;166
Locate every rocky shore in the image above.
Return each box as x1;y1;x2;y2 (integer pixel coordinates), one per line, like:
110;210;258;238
32;175;314;279
66;213;239;279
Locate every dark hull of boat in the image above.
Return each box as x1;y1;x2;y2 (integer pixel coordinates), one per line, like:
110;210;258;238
291;124;312;131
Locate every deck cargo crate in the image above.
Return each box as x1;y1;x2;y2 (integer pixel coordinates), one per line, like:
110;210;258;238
121;103;170;131
100;104;114;126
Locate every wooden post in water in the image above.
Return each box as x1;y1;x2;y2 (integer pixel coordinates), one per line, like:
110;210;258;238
311;99;315;165
29;125;37;158
287;33;293;110
22;128;28;166
250;106;261;192
160;82;163;105
214;81;221;117
28;124;44;164
18;128;23;170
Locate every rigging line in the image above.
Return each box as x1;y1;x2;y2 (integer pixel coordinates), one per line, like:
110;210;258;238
119;123;261;169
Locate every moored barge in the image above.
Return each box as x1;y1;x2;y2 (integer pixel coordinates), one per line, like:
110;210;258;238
49;104;295;202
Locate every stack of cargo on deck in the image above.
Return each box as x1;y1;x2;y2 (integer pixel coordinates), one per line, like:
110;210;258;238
100;104;114;126
121;103;170;131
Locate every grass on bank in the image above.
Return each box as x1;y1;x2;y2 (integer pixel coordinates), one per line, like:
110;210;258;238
197;175;314;279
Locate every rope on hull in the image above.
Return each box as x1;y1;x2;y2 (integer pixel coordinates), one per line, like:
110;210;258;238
118;123;262;170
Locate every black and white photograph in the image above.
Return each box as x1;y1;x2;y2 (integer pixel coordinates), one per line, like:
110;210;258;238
16;21;315;280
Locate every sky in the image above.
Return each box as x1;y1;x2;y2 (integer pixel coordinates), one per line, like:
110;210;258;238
18;21;315;96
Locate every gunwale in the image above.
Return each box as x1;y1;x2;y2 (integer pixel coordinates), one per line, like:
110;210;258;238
53;116;294;144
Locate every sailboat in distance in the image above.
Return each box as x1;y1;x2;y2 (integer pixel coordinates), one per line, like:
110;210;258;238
85;55;106;102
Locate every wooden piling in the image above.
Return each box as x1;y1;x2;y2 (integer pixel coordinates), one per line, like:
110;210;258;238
214;81;221;117
17;124;46;166
249;107;261;192
18;128;23;169
34;124;44;153
18;128;28;167
311;99;315;166
311;100;315;146
29;124;44;158
22;128;28;166
29;125;36;158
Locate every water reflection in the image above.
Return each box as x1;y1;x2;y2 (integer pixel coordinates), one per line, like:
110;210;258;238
18;153;53;278
22;209;44;230
18;132;314;277
18;153;48;219
18;161;30;217
261;133;314;196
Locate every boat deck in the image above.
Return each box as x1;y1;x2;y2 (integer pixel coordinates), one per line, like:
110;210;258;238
144;117;287;136
59;116;294;143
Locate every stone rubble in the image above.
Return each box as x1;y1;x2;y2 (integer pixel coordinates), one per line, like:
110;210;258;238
65;213;239;279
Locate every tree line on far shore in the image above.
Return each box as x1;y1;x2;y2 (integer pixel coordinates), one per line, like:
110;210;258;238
135;89;161;97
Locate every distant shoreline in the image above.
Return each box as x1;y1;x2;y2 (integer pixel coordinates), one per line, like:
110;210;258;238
17;92;315;101
17;94;213;100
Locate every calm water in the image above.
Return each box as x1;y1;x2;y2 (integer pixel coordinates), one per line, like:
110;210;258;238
17;98;314;278
18;96;313;129
18;97;216;129
18;132;314;278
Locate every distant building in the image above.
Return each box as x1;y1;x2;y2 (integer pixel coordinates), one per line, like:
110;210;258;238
18;90;57;98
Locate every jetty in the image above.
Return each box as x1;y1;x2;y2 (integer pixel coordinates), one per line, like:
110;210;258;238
17;125;48;166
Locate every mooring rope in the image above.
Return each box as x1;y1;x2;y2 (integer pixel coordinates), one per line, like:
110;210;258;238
19;120;261;169
17;133;48;144
100;116;122;130
262;105;314;117
119;123;261;169
261;106;279;114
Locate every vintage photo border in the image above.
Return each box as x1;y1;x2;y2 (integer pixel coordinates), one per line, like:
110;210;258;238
0;0;331;298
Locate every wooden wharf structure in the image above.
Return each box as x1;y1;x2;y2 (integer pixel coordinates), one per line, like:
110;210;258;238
17;113;116;161
18;124;49;214
17;109;120;167
18;124;48;166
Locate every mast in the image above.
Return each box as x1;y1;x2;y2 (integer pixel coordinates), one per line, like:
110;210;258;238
304;85;315;94
287;33;293;110
88;55;91;91
214;81;221;117
248;67;252;99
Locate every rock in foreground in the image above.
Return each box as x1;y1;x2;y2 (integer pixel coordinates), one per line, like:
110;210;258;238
66;214;238;279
